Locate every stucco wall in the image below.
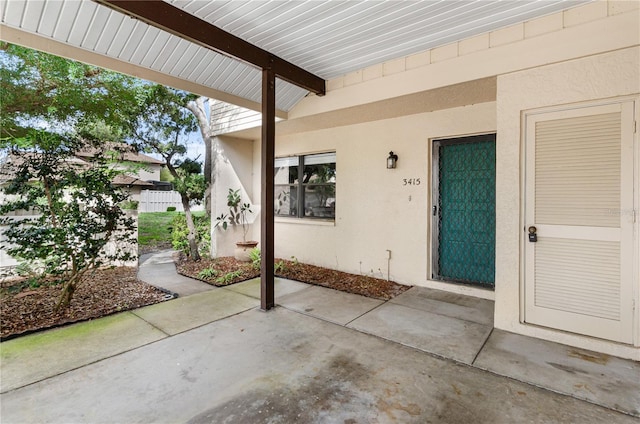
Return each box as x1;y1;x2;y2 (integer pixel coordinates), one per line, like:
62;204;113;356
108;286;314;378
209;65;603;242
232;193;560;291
135;165;161;182
113;163;161;182
213;1;639;359
268;102;495;288
211;136;259;257
124;186;142;203
495;46;640;360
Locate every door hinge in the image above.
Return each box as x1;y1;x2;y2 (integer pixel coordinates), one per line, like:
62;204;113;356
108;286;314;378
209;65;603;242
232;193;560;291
634;120;637;134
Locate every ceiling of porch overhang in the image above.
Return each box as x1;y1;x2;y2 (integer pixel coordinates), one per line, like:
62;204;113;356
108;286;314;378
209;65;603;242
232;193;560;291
1;0;590;113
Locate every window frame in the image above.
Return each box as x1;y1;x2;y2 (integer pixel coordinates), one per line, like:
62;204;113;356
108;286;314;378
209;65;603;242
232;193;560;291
274;152;336;220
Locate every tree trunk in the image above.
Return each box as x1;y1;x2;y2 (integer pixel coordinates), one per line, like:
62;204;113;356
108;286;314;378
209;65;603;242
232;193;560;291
203;137;212;217
186;97;212;216
54;260;89;310
56;275;78;310
181;192;201;261
165;159;201;261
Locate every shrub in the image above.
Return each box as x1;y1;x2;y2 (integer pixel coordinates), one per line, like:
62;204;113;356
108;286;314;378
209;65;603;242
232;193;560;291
171;214;210;257
14;261;42;289
249;248;285;273
249;248;261;269
0;132;137;309
120;200;139;210
197;267;218;280
214;188;253;242
166;206;177;212
215;270;243;285
275;260;286;274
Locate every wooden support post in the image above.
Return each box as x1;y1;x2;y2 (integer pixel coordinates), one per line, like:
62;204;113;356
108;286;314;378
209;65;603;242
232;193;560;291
260;66;276;310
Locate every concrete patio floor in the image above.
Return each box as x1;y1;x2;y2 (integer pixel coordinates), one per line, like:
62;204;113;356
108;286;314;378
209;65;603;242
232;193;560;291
1;252;638;423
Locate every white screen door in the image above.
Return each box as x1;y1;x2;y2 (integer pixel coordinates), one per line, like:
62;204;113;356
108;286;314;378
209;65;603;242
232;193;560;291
524;101;636;344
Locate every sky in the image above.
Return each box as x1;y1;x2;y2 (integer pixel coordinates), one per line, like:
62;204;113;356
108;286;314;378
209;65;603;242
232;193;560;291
144;101;209;167
144;131;206;169
184;131;208;162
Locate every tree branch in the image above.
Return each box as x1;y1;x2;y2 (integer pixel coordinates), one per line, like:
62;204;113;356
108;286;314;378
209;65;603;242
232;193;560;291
42;177;59;228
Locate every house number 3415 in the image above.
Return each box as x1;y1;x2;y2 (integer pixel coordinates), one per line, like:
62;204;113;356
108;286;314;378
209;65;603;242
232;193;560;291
402;178;421;186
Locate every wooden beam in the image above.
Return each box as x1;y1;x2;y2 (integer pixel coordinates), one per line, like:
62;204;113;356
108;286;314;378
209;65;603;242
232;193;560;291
95;0;325;96
260;68;276;311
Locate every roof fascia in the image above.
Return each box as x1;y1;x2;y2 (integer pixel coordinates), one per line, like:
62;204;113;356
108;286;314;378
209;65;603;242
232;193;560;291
95;0;326;96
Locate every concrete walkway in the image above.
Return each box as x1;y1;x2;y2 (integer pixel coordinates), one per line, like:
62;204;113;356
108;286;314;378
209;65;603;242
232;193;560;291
1;251;638;423
138;250;214;297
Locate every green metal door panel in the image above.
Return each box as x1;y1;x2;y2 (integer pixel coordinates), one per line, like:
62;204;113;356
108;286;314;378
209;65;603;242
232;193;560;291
438;137;495;286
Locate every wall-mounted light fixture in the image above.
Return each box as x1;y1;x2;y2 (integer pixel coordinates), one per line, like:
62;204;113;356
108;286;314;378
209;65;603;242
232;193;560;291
387;151;398;169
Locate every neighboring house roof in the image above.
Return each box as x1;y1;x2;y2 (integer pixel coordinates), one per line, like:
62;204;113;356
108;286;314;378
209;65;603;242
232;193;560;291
0;152;153;188
112;175;154;187
75;143;164;165
0;153;89;184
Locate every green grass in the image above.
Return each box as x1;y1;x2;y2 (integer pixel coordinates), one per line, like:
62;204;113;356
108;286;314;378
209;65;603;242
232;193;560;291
138;211;205;248
138;212;180;247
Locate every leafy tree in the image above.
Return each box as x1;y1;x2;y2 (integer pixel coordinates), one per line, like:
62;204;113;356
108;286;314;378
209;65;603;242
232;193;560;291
2;42;216;218
160;167;175;182
173;160;206;207
171;213;210;258
185;97;213;216
131;85;205;260
176;157;202;175
0;44;141;309
0;131;137;309
0;42;140;140
1;43;208;261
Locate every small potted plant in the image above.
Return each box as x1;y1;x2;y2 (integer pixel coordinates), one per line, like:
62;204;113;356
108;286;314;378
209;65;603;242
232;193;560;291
215;188;258;262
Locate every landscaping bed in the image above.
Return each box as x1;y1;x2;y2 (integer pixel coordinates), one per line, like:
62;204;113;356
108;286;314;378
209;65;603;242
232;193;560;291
1;253;410;341
176;256;410;300
0;267;171;340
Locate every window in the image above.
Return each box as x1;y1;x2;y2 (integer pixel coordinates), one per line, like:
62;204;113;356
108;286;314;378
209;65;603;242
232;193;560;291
275;152;336;219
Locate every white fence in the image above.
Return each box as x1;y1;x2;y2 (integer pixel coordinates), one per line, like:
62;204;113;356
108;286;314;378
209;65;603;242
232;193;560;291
138;190;204;213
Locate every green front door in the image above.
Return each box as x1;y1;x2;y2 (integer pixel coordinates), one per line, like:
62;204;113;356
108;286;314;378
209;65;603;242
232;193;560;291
434;135;495;287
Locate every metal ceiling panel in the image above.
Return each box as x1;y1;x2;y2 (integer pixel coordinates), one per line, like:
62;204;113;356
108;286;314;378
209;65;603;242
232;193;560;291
21;0;44;32
65;1;96;46
1;0;590;112
105;15;136;56
51;1;77;40
94;12;124;53
37;1;63;36
184;51;211;82
1;0;25;25
116;21;147;61
181;0;581;78
83;5;110;48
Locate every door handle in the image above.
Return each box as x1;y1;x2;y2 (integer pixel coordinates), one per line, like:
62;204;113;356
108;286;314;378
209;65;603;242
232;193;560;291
528;226;537;243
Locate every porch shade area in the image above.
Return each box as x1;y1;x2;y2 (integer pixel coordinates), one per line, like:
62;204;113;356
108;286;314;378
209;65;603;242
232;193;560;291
0;0;593;310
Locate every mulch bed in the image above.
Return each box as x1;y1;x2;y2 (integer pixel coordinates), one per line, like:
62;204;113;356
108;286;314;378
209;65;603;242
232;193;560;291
177;256;410;301
1;254;411;341
176;256;259;286
277;260;410;300
0;267;171;340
